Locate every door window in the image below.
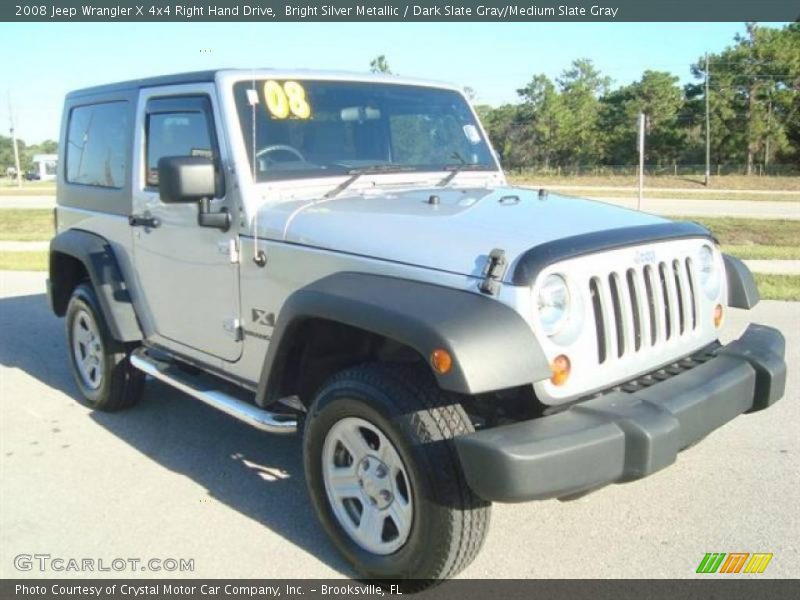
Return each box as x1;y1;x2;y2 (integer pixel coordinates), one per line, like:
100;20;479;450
145;96;220;188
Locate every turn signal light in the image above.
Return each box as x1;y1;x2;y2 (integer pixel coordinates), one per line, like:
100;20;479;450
550;354;571;386
714;304;724;328
430;349;453;375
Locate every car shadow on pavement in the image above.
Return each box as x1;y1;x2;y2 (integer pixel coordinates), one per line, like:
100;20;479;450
0;292;353;577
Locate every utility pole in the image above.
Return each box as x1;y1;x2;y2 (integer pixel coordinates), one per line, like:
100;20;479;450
8;92;22;188
704;52;710;187
637;112;645;211
764;98;772;173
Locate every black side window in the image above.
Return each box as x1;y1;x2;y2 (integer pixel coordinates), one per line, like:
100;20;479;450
66;102;129;188
145;96;218;188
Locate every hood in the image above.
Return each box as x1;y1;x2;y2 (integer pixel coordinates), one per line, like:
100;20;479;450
255;186;667;281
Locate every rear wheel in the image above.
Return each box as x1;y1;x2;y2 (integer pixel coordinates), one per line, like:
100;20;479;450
304;364;490;585
65;283;143;411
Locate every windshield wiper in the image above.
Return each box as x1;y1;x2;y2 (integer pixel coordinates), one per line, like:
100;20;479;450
437;152;490;187
437;163;491;187
323;165;414;199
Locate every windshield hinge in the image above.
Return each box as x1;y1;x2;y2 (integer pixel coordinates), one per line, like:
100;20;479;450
479;248;507;296
218;239;239;264
222;317;242;341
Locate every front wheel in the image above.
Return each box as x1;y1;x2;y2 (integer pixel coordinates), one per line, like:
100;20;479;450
303;364;490;584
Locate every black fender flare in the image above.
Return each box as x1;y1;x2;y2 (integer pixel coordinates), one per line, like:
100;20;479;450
723;253;760;309
49;229;142;342
256;272;550;405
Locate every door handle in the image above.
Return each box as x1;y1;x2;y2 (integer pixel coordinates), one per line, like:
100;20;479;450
128;214;161;228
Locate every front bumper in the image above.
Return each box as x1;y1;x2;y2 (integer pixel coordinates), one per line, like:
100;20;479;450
455;324;787;502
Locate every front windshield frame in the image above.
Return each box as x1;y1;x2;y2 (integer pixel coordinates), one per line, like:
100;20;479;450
231;78;500;183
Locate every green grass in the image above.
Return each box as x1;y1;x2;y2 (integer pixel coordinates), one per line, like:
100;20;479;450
0;251;47;271
685;216;800;297
0;179;55;187
0;209;53;241
0;180;56;195
753;274;800;301
675;216;800;260
684;217;799;246
508;173;800;192
721;245;800;260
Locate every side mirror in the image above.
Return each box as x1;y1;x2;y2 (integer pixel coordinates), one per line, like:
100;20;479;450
157;156;230;231
157;156;215;203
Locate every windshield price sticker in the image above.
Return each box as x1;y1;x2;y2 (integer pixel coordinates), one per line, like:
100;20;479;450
264;80;311;119
463;124;481;144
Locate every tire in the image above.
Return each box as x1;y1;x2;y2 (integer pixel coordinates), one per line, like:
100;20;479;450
65;282;144;411
303;363;490;585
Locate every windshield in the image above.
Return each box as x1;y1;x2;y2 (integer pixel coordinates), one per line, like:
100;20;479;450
233;79;497;182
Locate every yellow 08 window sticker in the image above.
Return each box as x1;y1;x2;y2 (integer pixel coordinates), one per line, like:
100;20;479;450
263;80;311;119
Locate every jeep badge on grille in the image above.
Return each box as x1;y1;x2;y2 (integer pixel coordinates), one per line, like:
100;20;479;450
634;249;657;264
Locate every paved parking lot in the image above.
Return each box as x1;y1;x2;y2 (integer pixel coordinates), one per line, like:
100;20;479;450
1;271;798;579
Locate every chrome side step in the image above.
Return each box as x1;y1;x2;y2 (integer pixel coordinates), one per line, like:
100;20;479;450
130;349;297;434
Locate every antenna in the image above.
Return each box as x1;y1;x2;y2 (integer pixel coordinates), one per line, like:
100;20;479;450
704;52;710;187
7;91;22;188
248;72;266;267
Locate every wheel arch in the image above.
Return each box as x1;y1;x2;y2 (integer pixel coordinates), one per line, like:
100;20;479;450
49;229;142;343
255;272;550;408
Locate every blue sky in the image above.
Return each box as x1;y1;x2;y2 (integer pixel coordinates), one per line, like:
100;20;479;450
0;22;778;143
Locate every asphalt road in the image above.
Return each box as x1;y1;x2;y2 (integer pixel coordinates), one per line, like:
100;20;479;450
1;271;798;579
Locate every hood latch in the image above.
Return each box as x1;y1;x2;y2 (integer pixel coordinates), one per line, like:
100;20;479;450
479;248;507;296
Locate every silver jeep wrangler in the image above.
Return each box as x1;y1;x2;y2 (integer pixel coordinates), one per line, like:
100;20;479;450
48;69;787;582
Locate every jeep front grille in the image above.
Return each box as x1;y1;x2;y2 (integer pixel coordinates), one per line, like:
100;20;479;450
589;257;699;364
531;237;724;405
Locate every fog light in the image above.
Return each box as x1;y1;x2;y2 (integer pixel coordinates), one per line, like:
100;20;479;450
430;349;453;374
550;354;571;386
714;304;724;328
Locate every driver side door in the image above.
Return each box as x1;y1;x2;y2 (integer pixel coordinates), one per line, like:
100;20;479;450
131;85;241;363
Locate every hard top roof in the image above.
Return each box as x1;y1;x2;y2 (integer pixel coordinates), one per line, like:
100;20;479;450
65;69;460;99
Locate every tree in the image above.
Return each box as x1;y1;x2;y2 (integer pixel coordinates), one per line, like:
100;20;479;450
0;135;30;174
0;135;16;174
474;104;518;167
34;140;58;154
690;22;800;173
456;24;800;172
516;74;564;169
1;136;59;175
555;59;610;166
369;55;392;74
601;71;685;166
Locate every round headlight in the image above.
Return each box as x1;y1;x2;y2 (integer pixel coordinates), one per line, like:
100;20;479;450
698;244;721;299
537;274;570;336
